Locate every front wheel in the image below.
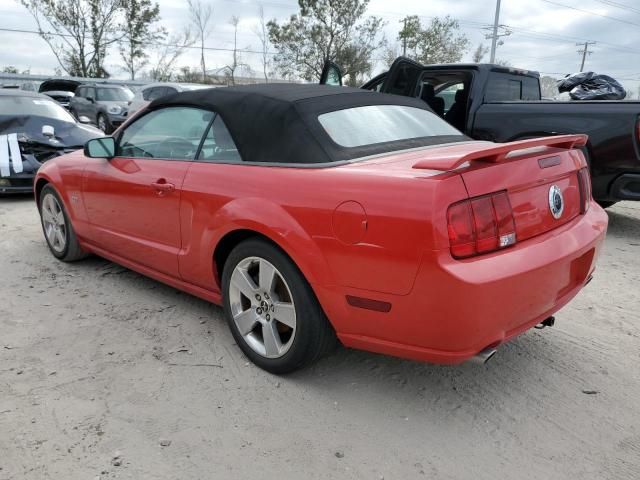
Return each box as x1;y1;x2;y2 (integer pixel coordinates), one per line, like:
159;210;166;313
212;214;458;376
222;238;335;374
39;185;87;262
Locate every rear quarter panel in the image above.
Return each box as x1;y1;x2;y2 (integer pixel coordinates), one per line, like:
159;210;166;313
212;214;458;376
178;160;468;298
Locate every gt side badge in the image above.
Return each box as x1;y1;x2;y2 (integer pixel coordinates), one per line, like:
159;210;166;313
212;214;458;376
548;185;564;219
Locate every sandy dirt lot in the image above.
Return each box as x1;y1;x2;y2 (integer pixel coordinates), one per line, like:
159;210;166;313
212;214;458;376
0;196;639;480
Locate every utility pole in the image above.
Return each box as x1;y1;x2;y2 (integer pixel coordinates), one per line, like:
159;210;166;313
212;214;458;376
485;0;511;63
489;0;501;63
577;42;596;72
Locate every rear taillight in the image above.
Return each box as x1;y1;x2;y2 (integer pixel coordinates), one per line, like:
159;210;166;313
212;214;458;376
447;191;516;259
577;167;591;214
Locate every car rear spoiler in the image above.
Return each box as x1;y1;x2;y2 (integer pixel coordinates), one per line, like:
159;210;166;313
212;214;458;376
412;134;588;171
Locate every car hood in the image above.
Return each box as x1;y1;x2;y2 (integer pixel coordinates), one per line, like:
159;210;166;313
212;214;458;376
0;114;103;149
43;90;75;98
38;79;81;94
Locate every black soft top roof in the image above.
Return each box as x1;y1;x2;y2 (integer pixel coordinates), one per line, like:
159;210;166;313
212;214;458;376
149;83;465;164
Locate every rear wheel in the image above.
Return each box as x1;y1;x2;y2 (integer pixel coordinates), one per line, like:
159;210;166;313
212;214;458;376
97;114;111;133
222;238;335;374
39;185;87;262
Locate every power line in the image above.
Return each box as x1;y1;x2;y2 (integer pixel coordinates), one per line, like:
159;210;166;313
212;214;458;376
592;0;640;15
538;0;640;28
0;27;278;55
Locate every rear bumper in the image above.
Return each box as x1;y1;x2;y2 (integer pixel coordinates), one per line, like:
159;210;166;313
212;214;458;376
330;202;608;364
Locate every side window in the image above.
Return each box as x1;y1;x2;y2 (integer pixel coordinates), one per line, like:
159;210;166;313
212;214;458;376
198;115;242;162
117;107;213;160
486;73;541;101
164;87;177;95
146;87;167;102
436;83;464;113
87;87;96;101
75;87;84;98
522;77;541;100
142;87;154;101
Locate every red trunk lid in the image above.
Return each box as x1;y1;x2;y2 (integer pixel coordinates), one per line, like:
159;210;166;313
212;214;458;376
413;135;589;242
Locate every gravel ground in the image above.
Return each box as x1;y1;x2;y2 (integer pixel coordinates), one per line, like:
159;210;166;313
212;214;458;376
0;196;639;480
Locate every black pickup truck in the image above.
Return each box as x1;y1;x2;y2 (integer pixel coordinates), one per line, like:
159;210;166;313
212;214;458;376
321;57;640;206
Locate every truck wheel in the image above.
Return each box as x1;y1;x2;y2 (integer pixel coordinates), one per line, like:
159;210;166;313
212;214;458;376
39;185;88;262
222;238;335;374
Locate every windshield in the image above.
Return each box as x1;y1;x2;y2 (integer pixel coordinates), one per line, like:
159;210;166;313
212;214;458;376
318;105;462;148
0;96;76;123
96;88;134;102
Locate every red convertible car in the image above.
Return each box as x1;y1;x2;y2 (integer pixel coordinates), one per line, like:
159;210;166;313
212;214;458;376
35;84;608;373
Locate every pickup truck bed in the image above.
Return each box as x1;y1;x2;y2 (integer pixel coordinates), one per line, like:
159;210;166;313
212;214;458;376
473;100;640;202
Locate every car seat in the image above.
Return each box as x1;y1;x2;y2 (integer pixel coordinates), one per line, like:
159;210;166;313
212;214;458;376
420;84;445;117
444;89;468;131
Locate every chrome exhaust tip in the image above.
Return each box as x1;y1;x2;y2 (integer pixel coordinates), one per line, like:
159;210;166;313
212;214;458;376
470;347;497;365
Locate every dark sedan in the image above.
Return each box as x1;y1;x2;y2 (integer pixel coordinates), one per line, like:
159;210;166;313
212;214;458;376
0;90;103;194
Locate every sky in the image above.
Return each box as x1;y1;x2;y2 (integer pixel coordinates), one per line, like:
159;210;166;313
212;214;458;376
0;0;639;96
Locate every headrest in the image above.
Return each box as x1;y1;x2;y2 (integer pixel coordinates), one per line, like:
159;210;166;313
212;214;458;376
455;89;466;102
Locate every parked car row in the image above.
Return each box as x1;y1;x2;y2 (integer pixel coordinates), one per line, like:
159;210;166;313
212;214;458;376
36;79;210;134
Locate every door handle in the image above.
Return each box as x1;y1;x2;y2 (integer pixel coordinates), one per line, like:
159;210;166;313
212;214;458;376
151;180;175;195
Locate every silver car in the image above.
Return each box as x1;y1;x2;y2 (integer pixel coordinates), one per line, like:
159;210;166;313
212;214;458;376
69;84;134;133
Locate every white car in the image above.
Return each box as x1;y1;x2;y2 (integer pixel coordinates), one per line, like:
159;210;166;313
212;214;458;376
127;83;212;116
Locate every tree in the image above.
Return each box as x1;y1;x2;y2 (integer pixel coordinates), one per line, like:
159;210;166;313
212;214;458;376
148;28;194;81
2;66;19;74
21;0;121;77
472;43;489;63
187;0;213;82
397;15;469;64
219;16;250;85
253;5;270;82
119;0;165;80
267;0;385;82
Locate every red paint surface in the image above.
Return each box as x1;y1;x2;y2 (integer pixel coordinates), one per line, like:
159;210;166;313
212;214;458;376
35;138;607;364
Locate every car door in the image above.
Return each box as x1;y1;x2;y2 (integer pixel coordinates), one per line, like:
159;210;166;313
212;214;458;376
83;87;97;122
82;106;214;278
381;57;423;97
319;60;343;86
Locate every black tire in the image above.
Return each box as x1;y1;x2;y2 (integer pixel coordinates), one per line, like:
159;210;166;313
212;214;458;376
222;238;335;374
39;184;87;262
97;113;112;134
596;200;617;209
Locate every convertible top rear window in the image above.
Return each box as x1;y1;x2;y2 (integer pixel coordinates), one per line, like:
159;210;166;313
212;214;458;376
318;105;460;148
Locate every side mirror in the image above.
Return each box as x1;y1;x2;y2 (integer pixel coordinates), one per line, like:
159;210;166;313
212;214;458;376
84;137;115;159
86;97;95;103
78;115;92;124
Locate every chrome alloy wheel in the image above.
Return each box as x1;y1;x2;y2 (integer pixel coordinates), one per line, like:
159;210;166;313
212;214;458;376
229;257;297;359
41;193;67;254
